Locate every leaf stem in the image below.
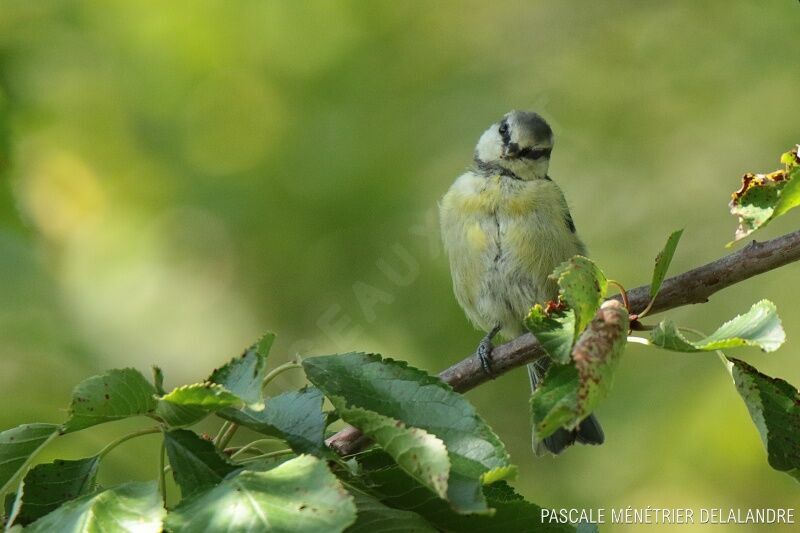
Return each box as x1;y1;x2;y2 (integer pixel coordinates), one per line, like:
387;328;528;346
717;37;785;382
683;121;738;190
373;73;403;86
677;326;706;339
229;438;281;459
159;435;167;507
626;336;651;346
261;360;302;392
216;423;239;451
234;448;295;464
678;327;733;371
96;426;161;459
5;475;26;529
607;279;629;311
636;297;657;320
213;421;232;447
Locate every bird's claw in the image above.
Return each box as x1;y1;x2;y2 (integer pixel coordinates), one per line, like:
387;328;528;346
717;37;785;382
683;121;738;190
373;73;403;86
477;338;494;377
478;325;503;377
476;325;502;378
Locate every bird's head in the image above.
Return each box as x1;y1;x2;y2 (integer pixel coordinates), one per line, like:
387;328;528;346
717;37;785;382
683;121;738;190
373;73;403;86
474;110;553;180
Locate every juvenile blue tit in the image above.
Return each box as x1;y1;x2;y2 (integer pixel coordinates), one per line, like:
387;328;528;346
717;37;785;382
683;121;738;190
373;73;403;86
439;110;604;455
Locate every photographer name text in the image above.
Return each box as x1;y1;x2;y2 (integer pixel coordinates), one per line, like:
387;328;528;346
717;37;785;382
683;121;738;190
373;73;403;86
541;507;795;526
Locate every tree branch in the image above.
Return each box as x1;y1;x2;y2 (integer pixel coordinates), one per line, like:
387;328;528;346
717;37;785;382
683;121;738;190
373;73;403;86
326;229;800;455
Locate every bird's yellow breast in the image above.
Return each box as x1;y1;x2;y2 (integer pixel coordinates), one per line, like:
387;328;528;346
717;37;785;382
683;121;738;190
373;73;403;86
466;221;488;251
440;173;568;226
440;171;585;335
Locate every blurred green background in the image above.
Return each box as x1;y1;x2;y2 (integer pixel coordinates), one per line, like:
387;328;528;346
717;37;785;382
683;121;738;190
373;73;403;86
1;1;799;530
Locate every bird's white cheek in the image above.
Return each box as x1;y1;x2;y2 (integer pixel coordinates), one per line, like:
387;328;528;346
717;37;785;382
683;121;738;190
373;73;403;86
475;130;502;161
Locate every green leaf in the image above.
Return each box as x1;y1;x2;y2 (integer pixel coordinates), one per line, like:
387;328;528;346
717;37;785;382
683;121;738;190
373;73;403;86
530;364;581;440
729;145;800;244
25;481;164;533
780;145;800;168
730;359;800;482
531;302;628;442
0;424;59;495
256;331;277;357
208;334;274;409
62;368;158;433
569;305;627;428
524;304;576;364
350;452;575;532
444;481;579;533
650;300;785;353
550;256;607;338
346;489;437;532
164;429;238;497
303;353;514;514
165;455;356;532
151;365;166;395
774;167;800;218
649;229;683;300
156;383;242;428
219;387;328;455
6;457;100;526
338;404;450;501
4;475;24;529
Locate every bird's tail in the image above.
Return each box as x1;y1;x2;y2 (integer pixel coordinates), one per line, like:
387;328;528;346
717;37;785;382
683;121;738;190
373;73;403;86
527;359;604;456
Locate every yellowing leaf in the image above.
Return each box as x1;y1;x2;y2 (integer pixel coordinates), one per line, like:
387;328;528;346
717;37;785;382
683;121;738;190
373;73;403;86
729;145;800;244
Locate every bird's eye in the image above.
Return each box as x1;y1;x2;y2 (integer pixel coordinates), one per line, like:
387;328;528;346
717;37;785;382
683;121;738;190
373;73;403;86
498;120;510;144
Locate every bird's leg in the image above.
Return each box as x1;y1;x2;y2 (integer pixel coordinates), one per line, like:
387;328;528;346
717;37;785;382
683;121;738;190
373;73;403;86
477;325;502;377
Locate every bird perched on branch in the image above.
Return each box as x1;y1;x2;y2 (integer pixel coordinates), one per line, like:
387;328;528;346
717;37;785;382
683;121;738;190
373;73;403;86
439;110;604;455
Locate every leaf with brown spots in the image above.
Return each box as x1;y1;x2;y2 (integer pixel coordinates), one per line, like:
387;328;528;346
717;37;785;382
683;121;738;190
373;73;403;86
530;301;628;443
4;456;100;526
729;144;800;245
730;358;800;482
62;368;158;433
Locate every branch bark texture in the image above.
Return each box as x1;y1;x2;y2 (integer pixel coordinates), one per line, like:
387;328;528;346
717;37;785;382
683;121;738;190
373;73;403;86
327;229;800;455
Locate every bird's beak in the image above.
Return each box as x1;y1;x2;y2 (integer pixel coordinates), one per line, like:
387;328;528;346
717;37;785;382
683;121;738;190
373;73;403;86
502;142;519;159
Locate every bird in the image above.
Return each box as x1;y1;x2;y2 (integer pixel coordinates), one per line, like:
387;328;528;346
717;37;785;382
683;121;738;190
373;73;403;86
439;110;604;455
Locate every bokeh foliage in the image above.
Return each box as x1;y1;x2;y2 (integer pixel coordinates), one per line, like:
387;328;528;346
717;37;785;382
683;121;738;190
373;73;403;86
1;2;799;531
